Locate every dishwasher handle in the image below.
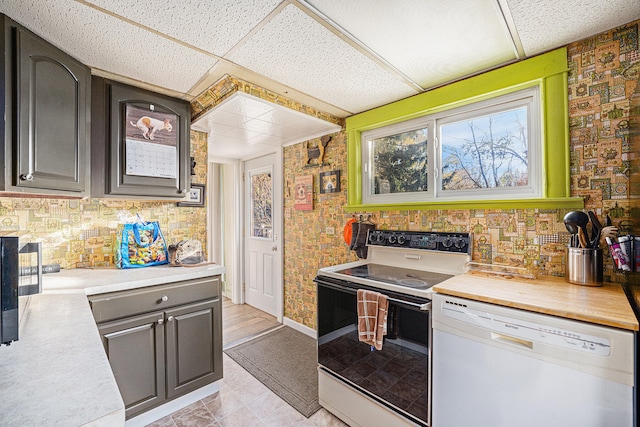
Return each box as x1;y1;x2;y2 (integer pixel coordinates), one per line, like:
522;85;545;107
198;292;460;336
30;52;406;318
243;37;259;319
491;332;533;350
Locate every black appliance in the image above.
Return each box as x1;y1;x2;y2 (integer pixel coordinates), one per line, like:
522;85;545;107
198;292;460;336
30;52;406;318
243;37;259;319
0;236;19;345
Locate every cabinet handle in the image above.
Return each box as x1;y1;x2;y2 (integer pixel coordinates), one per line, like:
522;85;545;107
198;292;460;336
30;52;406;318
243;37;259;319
179;189;187;194
158;318;164;325
167;316;174;322
20;173;34;181
160;295;169;303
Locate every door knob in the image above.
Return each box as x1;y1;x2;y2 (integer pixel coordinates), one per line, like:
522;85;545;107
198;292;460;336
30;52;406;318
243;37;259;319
272;245;277;252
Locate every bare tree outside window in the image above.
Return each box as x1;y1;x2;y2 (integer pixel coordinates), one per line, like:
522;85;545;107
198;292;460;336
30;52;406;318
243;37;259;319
371;127;428;195
440;107;528;191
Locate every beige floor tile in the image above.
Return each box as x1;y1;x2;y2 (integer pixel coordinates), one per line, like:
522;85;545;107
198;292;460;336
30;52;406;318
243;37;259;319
216;405;267;427
172;404;217;427
202;389;245;420
261;402;307;427
247;389;288;419
308;408;350;427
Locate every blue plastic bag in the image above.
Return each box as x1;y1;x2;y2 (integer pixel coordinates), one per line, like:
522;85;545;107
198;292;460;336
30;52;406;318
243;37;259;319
116;220;168;269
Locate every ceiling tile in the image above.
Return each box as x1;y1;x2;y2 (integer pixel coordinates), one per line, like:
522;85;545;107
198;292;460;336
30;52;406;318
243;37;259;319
0;0;216;93
84;0;282;56
225;4;419;114
307;0;517;89
506;0;640;55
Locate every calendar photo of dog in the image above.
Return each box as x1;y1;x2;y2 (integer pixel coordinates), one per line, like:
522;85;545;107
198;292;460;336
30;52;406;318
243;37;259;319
125;104;177;147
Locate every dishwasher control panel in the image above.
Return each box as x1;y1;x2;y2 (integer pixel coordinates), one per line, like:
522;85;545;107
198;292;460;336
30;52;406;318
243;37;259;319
439;299;611;356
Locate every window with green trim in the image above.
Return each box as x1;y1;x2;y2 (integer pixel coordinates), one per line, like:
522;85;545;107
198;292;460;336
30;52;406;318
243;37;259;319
363;87;540;204
346;48;582;211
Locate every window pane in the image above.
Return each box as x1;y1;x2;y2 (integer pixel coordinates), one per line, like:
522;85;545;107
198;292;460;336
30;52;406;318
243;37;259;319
371;127;428;194
251;172;272;238
440;106;528;191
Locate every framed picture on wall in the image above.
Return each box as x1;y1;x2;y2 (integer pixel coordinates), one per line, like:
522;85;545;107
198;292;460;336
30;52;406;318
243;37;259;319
320;170;340;194
177;183;206;207
294;175;313;210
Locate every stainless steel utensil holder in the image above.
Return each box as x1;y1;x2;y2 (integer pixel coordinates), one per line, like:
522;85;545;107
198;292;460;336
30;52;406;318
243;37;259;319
566;247;603;286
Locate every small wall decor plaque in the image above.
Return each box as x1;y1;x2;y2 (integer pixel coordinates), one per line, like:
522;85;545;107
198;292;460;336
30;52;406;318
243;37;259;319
305;135;331;167
320;170;340;193
294;175;313;210
177;183;206;207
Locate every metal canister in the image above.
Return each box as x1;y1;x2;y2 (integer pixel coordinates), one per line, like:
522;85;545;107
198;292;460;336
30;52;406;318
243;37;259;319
566;247;603;286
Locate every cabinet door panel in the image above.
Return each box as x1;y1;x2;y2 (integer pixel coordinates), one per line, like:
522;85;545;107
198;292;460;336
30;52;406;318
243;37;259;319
165;299;222;398
98;311;165;419
15;26;89;193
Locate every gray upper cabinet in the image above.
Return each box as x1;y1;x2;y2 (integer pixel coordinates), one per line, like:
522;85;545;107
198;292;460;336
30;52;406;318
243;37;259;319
0;15;91;196
91;77;191;200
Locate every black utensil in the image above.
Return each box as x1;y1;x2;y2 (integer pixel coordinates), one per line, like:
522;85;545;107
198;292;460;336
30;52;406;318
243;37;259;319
564;221;578;247
605;215;612;227
587;211;603;248
564;211;589;248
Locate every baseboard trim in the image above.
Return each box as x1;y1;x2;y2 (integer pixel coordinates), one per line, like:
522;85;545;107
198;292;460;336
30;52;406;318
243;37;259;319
283;317;317;339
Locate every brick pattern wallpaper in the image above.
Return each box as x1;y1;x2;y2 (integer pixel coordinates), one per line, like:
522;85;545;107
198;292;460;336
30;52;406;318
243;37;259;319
0;130;209;269
282;20;640;329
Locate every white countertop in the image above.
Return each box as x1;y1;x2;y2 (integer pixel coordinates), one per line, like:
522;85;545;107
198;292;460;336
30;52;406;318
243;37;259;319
0;263;226;426
43;263;226;295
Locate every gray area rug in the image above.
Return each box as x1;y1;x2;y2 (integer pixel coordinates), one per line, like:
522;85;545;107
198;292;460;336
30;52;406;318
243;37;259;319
224;326;321;418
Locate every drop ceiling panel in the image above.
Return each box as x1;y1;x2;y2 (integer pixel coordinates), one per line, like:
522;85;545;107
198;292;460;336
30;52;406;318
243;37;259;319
0;0;216;93
306;0;517;89
85;0;282;56
506;0;640;55
225;4;419;114
191;92;341;161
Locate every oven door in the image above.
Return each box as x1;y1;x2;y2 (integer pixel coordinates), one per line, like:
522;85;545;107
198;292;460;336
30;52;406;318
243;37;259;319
315;276;432;426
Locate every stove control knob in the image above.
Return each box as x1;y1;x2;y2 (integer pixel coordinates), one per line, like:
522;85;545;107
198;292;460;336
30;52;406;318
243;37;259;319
388;234;397;244
454;239;467;250
376;233;385;243
397;235;406;245
442;237;453;249
368;233;376;243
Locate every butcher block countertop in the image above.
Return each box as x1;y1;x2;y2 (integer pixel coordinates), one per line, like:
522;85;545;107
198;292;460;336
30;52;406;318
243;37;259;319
433;273;639;331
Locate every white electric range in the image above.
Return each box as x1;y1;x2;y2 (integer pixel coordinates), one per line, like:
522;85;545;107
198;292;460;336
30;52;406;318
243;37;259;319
315;230;471;427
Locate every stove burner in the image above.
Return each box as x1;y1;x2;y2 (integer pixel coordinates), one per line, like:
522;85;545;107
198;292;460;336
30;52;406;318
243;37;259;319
335;263;453;290
397;278;427;288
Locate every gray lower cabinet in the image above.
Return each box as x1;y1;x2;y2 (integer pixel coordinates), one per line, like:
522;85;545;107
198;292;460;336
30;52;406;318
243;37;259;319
89;276;223;419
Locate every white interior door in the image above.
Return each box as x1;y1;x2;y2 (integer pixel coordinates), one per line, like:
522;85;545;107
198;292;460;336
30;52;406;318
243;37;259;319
243;153;282;318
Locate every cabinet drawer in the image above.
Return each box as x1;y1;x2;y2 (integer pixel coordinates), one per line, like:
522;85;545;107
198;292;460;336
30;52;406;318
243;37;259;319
89;276;220;323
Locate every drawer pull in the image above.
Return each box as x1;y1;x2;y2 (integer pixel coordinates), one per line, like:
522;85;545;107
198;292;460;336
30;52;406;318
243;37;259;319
160;295;169;303
158;318;164;325
167;316;174;322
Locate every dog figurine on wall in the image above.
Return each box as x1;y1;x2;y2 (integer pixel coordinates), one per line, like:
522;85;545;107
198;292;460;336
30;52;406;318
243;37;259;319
130;116;173;140
306;135;331;166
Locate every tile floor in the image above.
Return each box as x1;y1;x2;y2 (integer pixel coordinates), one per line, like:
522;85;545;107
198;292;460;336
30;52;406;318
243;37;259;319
146;354;347;427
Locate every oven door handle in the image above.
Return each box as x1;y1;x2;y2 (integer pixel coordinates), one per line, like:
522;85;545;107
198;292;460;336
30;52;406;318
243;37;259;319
316;278;431;311
389;298;431;311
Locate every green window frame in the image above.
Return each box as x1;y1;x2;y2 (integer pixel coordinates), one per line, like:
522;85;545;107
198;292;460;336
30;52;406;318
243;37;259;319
345;47;584;211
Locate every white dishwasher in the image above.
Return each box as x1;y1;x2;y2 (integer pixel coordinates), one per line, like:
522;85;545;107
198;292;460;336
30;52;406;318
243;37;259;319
432;293;635;427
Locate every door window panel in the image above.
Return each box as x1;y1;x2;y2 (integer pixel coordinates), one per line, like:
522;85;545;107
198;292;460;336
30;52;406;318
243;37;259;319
250;171;272;239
